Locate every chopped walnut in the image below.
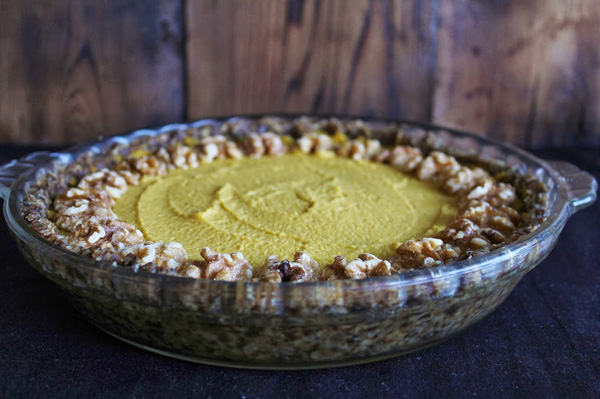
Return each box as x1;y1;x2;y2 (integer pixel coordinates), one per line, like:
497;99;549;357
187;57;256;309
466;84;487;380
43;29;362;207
337;140;366;160
261;132;286;156
117;170;141;186
489;214;516;233
155;147;171;166
387;146;423;172
462;200;516;236
196;135;243;161
363;139;382;159
53;189;118;237
255;252;318;283
438;218;480;242
394;238;460;270
344;119;371;138
132;242;188;272
131;155;167;176
344;254;393;279
241;133;266;158
372;148;391;163
444;167;489;195
239;132;288;157
486;183;517;208
101;219;145;247
417;151;461;183
224;141;243;159
197;247;253;281
29;218;59;239
479;228;507;244
321;255;348;281
322;254;393;279
292;116;322;136
87;224;106;244
297;133;334;153
254;256;282;282
78;169;129;199
177;263;201;279
467;179;494;199
201;142;220;162
337;138;382;160
197;135;227;162
320;118;345;137
87;247;125;264
168;145;199;169
499;204;521;223
22;192;50;222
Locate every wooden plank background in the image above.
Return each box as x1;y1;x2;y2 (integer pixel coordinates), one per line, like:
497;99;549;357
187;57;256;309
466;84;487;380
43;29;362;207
1;0;599;148
0;0;184;144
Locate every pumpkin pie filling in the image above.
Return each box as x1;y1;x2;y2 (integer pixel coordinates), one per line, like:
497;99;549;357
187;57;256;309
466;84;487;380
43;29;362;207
113;152;457;266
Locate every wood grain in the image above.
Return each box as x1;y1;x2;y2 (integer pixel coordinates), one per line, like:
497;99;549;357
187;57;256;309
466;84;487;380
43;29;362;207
433;0;600;147
186;0;600;147
1;0;599;147
186;0;439;121
0;0;184;145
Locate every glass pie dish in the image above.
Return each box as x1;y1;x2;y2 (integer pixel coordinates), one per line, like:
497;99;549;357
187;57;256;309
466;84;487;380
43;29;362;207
0;116;596;369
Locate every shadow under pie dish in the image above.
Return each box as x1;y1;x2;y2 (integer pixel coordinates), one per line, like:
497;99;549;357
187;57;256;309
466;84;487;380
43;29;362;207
1;116;596;369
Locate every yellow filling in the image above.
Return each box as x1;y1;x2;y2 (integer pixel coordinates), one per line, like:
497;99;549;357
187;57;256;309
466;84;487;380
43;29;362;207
114;152;457;265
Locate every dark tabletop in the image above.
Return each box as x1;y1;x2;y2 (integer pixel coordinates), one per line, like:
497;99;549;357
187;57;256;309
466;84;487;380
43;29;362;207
0;144;598;399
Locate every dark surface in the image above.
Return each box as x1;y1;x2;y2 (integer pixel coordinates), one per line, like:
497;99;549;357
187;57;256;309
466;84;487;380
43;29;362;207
0;145;598;398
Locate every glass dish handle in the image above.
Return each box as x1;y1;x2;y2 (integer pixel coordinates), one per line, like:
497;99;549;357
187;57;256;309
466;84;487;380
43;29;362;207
547;160;598;214
0;152;60;200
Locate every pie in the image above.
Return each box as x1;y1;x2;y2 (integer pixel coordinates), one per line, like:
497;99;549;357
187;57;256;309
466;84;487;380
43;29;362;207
22;117;547;282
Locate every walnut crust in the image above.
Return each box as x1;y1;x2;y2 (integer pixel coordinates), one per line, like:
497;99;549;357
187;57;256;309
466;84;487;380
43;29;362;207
22;117;547;283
